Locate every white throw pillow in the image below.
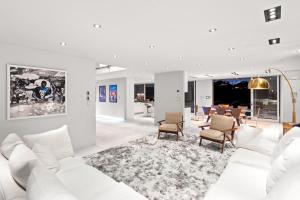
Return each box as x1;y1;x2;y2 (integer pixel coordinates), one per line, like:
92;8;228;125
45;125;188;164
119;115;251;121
235;125;279;156
265;166;300;200
271;127;300;163
1;133;24;159
27;166;78;200
266;138;300;193
0;183;4;200
8;144;39;189
23;125;74;160
32;144;60;173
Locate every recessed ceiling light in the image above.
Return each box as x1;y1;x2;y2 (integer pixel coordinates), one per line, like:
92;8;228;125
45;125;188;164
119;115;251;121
145;62;149;66
231;72;239;76
268;38;280;45
296;49;300;53
60;42;67;46
149;44;156;49
264;6;281;22
209;28;217;32
93;24;102;29
240;57;246;61
98;63;109;68
113;54;118;59
228;47;235;51
179;56;183;60
265;69;271;74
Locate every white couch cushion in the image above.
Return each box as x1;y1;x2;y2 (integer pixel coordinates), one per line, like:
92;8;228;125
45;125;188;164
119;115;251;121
0;182;4;200
32;144;60;173
265;166;300;200
58;157;86;172
229;148;271;170
271;127;300;163
1;133;24;159
8;144;38;189
27;166;78;200
89;182;147;200
56;163;117;200
204;162;268;200
235;125;280;156
266;138;300;192
23;125;74;160
0;154;26;200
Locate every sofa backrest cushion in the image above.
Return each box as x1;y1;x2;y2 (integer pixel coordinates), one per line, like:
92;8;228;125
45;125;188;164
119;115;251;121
9;144;38;189
27;166;78;200
1;133;24;160
210;114;234;131
23;125;74;160
271;127;300;163
266;138;300;193
32;144;60;173
235;125;280;156
265;166;300;200
0;183;4;200
0;154;26;200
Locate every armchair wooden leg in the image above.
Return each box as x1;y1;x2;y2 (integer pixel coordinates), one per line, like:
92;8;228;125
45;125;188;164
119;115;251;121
180;129;184;136
176;133;179;141
206;116;211;122
199;137;202;146
221;142;225;153
236;118;240;126
158;131;161;139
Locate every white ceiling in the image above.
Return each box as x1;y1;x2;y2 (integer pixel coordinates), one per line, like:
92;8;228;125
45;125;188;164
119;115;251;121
1;0;300;81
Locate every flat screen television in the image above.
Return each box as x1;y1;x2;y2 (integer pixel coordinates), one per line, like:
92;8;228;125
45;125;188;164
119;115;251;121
213;78;250;108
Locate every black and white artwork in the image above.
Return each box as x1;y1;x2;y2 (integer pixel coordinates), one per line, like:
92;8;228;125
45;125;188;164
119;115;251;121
7;64;67;120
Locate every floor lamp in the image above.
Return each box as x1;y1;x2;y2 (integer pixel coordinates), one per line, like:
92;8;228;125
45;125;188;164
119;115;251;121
248;68;297;123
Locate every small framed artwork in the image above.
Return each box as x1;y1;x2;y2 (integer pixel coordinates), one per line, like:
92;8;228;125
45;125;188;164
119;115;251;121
109;85;117;103
99;85;106;102
7;64;67;120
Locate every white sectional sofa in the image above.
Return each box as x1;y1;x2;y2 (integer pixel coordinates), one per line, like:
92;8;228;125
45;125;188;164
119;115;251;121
204;125;300;200
0;125;147;200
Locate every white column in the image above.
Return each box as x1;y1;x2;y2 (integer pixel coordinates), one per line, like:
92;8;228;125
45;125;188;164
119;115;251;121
154;71;187;124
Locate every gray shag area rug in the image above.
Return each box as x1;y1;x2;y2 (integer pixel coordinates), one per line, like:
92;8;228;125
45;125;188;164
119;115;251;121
84;132;235;200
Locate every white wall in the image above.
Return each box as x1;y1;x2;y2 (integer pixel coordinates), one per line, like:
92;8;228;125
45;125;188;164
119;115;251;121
96;78;126;119
0;44;96;150
96;77;134;120
281;70;300;122
125;78;134;120
154;71;186;123
195;79;213;107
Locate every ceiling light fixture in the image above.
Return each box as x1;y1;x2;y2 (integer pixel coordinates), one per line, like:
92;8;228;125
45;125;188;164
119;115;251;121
60;42;67;46
264;6;281;22
93;24;102;29
113;54;118;59
240;57;246;61
204;74;214;78
149;44;156;49
297;49;300;53
268;38;280;45
179;56;183;60
231;72;239;76
208;28;217;32
228;47;235;51
96;65;126;74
